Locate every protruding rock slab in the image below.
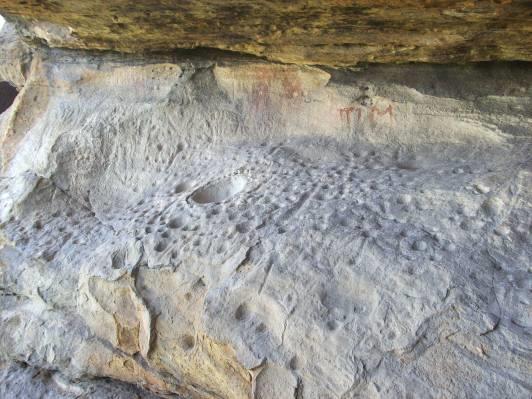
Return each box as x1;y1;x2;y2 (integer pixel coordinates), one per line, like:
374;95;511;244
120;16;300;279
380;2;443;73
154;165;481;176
1;1;531;65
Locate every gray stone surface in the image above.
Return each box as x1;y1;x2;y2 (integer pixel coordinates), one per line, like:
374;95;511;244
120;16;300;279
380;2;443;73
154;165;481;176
0;361;162;398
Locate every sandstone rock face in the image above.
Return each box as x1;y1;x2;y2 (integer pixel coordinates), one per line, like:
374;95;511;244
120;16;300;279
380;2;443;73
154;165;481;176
1;21;532;398
1;1;532;65
0;20;30;88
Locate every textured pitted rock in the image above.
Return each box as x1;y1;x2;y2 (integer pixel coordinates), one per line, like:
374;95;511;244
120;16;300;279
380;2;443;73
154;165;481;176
1;22;532;399
0;1;531;65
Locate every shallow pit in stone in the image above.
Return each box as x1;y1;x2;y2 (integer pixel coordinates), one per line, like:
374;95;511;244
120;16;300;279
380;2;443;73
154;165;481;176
191;175;247;204
167;216;186;229
174;181;193;194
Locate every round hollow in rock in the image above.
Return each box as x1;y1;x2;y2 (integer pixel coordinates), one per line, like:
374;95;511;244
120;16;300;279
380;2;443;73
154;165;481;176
180;334;195;351
167;216;185;229
174;181;193;194
191;176;247;204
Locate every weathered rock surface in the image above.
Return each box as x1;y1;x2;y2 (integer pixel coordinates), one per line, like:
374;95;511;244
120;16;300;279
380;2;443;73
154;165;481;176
1;1;532;65
0;19;30;88
0;361;161;399
1;21;531;398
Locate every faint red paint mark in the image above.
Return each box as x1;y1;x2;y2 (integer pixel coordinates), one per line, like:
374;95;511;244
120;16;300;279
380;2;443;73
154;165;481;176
249;66;275;112
338;103;394;126
338;106;361;126
251;80;271;111
369;104;394;123
247;66;306;112
281;74;304;99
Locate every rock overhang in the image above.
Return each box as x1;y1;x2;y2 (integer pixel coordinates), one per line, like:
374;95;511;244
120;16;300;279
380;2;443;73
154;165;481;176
0;1;531;66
